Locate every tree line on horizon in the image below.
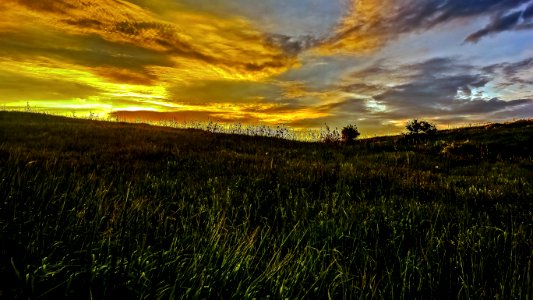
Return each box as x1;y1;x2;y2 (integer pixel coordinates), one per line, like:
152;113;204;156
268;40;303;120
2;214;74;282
323;119;438;144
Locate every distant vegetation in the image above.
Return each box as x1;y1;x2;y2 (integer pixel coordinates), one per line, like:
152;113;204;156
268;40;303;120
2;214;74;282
406;119;437;135
341;123;360;144
1;104;437;142
1;111;532;298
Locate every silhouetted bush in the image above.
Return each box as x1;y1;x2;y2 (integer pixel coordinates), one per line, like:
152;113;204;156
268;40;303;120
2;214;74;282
320;124;341;144
406;119;437;135
341;124;360;144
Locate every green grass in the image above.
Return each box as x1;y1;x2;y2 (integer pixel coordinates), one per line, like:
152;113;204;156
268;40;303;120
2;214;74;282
1;111;532;299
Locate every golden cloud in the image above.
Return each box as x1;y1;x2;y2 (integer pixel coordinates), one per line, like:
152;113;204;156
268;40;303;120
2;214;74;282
0;0;308;123
316;0;396;54
7;0;296;78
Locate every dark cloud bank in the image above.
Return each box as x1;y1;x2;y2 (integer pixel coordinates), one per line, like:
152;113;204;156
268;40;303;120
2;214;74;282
291;56;532;129
350;57;532;122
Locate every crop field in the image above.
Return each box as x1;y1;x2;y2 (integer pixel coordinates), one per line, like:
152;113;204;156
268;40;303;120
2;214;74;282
0;111;532;299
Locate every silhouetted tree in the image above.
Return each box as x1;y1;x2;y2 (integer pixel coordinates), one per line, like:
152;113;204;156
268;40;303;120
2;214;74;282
341;124;360;144
406;119;437;135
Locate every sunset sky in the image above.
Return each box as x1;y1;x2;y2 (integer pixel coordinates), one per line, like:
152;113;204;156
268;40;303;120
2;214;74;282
1;0;532;134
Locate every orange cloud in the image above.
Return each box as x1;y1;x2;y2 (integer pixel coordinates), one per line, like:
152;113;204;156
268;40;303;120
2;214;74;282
8;0;295;78
0;0;306;123
316;0;395;54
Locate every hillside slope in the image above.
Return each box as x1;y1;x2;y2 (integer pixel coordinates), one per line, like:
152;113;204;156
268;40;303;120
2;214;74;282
1;112;532;299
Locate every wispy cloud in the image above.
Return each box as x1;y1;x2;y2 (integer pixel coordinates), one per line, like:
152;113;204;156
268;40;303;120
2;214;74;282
318;0;533;54
9;0;297;77
465;3;533;43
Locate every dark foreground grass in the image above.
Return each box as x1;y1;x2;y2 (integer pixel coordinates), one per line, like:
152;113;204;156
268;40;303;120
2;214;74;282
1;111;532;299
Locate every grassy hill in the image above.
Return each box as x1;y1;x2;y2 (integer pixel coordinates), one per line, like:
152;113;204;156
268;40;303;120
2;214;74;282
1;111;532;299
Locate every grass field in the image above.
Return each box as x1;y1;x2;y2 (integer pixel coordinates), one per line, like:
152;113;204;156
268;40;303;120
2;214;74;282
1;111;532;299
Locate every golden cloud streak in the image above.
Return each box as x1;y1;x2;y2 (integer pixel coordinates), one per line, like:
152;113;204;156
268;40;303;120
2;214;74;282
114;102;331;125
0;0;317;124
7;0;295;78
316;0;395;54
1;55;327;125
280;81;345;106
0;58;166;98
